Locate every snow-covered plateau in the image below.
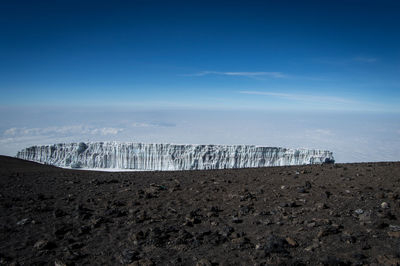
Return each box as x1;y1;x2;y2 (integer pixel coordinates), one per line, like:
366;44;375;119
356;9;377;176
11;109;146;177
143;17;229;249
16;142;334;171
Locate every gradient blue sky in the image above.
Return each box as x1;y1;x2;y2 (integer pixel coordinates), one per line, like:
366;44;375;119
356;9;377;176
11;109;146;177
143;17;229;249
1;0;399;110
0;1;399;162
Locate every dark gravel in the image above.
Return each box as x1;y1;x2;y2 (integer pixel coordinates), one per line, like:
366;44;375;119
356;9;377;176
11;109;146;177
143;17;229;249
1;155;400;265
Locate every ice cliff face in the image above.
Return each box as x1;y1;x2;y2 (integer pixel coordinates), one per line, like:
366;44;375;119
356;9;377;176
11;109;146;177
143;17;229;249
16;142;334;171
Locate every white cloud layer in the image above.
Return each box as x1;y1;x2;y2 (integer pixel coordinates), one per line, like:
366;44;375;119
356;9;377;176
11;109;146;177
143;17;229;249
0;107;399;163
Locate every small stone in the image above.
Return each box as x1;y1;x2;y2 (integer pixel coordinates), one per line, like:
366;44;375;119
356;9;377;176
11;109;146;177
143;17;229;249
388;231;400;238
34;239;57;250
16;218;30;226
285;237;298;247
264;235;289;255
206;212;215;217
279;202;288;208
131;258;154;266
358;211;372;223
196;258;212;266
307;222;316;228
185;216;201;225
131;231;146;243
389;225;400;232
325;191;332;198
381;202;389;209
316;203;328;210
341;233;356;244
354;209;364;215
54;259;67;266
184;220;193;227
297;187;307;193
91;217;106;228
232;217;243;224
304;242;319;252
119;249;139;264
317;225;340;238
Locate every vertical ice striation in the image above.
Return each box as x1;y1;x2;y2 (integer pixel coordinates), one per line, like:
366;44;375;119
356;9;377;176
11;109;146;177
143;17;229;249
16;142;334;170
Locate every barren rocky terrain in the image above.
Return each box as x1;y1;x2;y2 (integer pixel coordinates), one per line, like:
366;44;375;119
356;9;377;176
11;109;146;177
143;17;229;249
1;156;400;265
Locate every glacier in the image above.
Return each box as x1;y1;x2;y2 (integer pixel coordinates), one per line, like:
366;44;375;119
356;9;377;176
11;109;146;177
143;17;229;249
16;142;334;171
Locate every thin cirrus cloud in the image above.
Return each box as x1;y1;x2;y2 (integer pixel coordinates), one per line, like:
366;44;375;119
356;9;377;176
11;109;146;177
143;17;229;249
353;56;378;63
184;71;287;78
239;91;355;104
314;56;378;65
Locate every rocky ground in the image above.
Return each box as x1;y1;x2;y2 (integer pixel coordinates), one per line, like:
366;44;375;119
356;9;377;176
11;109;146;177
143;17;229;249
0;156;400;265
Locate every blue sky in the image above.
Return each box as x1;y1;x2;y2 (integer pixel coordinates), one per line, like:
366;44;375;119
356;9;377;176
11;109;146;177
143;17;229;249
1;0;399;110
0;0;399;161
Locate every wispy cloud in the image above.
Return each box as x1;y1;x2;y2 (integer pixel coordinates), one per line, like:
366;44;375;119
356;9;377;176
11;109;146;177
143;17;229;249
239;91;355;104
353;56;378;63
131;122;176;128
315;56;378;65
3;125;123;137
184;71;287;78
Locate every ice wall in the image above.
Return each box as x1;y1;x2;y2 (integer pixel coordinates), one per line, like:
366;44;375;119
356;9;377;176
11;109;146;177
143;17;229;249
16;142;334;170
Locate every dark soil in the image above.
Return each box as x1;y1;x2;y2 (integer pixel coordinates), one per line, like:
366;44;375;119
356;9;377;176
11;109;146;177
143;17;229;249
1;155;400;265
